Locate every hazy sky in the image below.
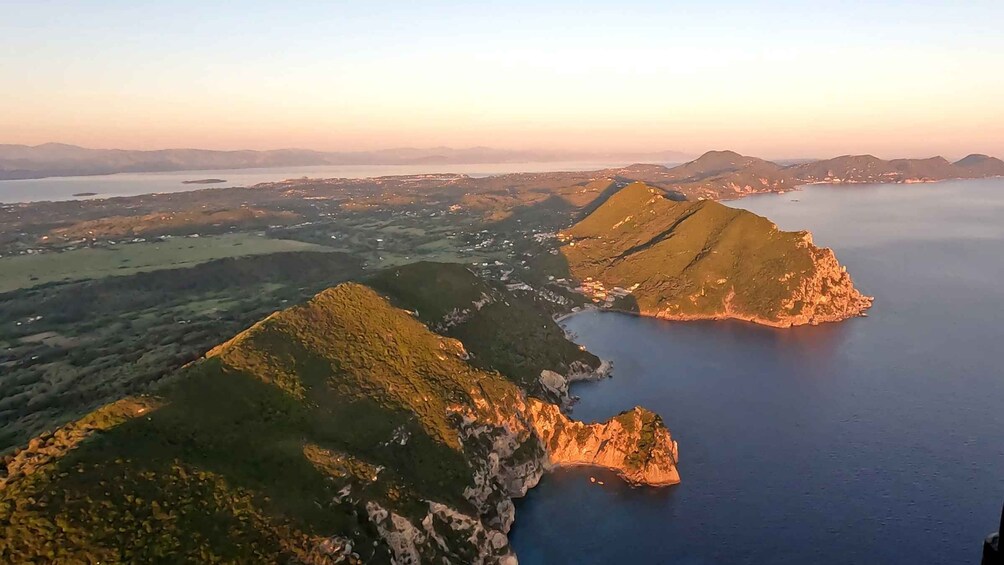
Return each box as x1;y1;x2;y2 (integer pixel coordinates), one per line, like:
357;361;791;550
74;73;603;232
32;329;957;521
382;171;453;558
3;0;1003;158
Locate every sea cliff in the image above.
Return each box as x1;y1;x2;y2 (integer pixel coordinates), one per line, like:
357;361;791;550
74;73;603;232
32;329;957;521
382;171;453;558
527;401;680;486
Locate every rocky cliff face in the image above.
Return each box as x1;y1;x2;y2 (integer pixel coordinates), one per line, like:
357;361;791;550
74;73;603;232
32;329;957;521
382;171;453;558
769;233;874;327
368;368;680;564
526;400;680;486
538;359;612;406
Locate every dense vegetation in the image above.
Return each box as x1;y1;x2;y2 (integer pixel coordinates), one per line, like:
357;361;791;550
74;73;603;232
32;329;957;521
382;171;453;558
559;182;820;321
48;206;300;240
0;283;542;563
0;251;362;452
368;262;600;398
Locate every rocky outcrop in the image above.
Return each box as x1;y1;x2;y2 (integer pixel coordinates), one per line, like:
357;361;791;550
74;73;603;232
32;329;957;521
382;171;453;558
538;369;569;401
770;234;874;327
365;384;680;564
365;501;517;565
565;359;612;383
526;400;680;486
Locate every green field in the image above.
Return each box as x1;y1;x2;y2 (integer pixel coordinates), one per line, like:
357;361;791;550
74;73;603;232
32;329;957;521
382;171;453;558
0;234;332;293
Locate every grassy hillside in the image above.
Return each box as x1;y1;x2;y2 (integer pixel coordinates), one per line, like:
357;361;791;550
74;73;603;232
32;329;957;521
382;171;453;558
0;251;363;453
1;280;680;563
368;262;601;398
0;283;533;563
47;206;301;240
559;182;870;326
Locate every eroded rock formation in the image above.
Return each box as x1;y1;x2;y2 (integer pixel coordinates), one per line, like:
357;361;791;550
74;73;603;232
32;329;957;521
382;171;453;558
527;400;680;486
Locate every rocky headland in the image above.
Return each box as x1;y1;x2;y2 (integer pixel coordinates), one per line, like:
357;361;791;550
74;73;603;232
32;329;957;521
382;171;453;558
558;182;873;327
0;280;678;563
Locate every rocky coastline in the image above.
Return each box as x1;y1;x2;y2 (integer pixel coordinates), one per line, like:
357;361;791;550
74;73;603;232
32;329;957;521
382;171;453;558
641;238;874;328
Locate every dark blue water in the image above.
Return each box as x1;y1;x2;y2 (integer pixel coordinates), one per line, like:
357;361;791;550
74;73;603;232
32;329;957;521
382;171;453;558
510;179;1004;564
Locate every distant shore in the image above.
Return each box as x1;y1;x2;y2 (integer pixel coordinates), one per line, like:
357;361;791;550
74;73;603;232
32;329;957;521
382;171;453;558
181;178;227;185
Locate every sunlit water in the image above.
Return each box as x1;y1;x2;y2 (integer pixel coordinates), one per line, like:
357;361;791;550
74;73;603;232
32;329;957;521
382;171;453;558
0;161;645;204
510;179;1004;564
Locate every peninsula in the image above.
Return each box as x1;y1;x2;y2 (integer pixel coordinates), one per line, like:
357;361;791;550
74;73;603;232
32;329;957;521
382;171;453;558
181;178;227;184
557;182;872;327
0;274;678;563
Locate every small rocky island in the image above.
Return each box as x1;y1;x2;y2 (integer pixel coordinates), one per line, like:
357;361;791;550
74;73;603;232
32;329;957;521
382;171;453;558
181;178;227;184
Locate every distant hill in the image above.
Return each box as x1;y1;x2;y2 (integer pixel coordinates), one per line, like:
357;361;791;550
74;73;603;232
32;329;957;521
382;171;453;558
953;153;1004;177
789;154;952;183
788;153;1004;184
598;150;1004;200
601;150;795;200
557;182;872;327
0;275;679;562
0;143;693;180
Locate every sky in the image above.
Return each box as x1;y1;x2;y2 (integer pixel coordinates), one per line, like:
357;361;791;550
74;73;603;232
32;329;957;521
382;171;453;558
2;0;1003;159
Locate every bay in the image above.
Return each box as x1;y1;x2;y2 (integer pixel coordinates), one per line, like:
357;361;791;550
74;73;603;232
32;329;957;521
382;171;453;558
510;179;1004;564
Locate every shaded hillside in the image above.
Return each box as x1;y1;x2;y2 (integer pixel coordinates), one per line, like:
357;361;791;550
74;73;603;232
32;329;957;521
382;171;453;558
368;262;603;403
558;182;872;327
954;154;1004;177
0;251;364;453
1;283;679;563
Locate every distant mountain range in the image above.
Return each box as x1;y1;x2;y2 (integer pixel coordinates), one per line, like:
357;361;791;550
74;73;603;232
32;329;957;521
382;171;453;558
0;143;693;180
3;144;1001;194
600;150;1004;200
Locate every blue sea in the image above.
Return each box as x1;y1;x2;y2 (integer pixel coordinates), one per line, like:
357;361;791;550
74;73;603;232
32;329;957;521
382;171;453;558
510;179;1004;564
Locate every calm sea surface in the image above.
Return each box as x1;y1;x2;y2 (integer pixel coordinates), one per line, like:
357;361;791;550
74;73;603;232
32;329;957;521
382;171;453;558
0;161;638;204
510;179;1004;564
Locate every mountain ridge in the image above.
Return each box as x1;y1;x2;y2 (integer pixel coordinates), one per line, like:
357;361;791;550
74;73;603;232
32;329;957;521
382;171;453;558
0;143;693;180
597;150;1004;200
0;274;679;563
